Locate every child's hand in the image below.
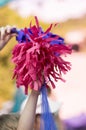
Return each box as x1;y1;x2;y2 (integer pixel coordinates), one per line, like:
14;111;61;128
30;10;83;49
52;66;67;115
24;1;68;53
0;25;17;50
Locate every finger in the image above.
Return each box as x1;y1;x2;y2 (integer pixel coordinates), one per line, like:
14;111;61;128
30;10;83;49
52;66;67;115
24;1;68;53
5;25;17;38
38;80;42;89
5;25;12;33
0;27;6;40
34;81;39;91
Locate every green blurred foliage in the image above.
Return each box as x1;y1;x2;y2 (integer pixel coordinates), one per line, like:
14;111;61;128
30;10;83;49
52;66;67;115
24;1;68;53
0;6;86;104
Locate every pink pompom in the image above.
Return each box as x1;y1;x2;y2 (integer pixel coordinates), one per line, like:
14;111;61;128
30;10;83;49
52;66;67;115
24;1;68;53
12;17;72;94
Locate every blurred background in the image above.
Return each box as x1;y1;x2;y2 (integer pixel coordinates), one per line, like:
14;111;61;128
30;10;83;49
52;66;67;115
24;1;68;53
0;0;86;130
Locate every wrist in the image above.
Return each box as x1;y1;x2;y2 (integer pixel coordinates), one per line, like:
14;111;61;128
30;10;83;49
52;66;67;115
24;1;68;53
31;90;40;95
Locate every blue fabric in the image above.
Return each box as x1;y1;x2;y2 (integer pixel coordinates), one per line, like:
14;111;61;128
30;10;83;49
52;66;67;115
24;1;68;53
50;37;64;45
16;29;31;43
40;84;57;130
15;28;64;46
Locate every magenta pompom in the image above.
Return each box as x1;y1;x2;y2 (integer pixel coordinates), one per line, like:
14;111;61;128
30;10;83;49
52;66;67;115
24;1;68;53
12;16;71;94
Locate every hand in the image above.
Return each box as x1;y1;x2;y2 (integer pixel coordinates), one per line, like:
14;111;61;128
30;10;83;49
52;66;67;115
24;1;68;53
0;25;17;50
